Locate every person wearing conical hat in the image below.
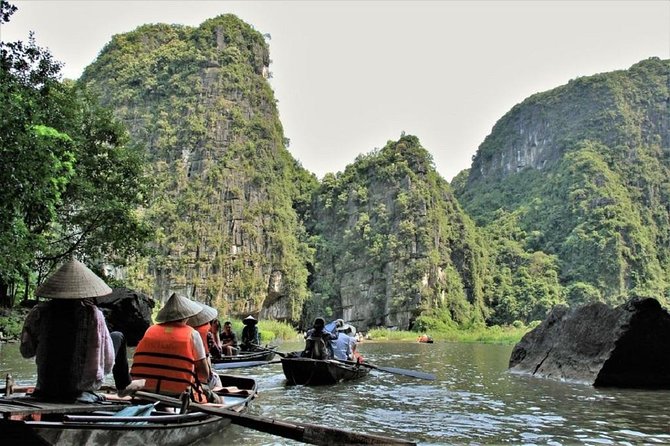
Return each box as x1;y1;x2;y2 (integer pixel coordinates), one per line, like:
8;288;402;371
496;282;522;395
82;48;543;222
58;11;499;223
187;303;223;389
240;314;260;352
130;293;222;403
20;258;120;402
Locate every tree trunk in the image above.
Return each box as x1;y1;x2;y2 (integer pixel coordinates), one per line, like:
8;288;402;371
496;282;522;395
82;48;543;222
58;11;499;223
0;278;11;308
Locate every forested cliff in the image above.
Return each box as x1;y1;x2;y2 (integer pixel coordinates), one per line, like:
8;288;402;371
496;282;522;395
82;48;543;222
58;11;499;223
76;14;670;329
454;57;670;315
79;16;315;321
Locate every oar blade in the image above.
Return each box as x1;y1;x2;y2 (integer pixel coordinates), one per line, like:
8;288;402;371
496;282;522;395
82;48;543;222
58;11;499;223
374;365;436;381
213;360;281;370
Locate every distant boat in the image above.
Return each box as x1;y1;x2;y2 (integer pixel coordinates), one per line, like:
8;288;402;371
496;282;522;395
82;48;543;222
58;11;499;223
280;355;370;385
0;374;257;446
211;346;277;364
417;335;434;343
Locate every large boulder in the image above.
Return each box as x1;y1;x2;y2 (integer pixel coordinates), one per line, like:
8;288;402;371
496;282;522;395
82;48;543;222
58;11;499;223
509;297;670;388
97;288;154;347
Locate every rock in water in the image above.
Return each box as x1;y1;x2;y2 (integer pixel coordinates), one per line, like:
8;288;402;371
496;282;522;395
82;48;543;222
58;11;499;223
509;297;670;388
97;288;154;347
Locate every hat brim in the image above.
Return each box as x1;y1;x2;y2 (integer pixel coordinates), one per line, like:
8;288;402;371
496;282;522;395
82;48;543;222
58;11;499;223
35;259;112;299
155;294;203;323
187;304;218;327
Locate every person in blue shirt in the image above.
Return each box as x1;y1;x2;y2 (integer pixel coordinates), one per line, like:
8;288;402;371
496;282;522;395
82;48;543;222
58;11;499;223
331;330;352;360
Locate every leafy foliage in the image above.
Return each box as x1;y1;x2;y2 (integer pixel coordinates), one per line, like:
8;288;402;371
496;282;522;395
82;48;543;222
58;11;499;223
0;2;151;305
308;135;488;328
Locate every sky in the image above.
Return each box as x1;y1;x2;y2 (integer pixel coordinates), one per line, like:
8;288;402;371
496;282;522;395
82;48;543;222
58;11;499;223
2;1;669;181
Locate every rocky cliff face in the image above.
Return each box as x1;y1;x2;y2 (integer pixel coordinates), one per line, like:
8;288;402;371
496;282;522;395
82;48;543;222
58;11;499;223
455;58;670;304
80;16;314;320
469;58;670;182
307;135;488;330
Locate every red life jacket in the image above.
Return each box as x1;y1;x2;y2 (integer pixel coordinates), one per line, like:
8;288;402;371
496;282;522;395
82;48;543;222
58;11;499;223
131;323;207;403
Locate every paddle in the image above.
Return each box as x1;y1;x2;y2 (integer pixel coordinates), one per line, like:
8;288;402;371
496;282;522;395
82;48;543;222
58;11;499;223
213;359;281;370
252;344;290;358
252;345;436;381
134;390;415;445
336;359;436;381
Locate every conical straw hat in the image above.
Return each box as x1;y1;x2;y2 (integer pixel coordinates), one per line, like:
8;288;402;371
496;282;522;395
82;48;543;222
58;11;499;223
35;259;112;299
243;315;258;325
187;303;218;327
155;293;203;323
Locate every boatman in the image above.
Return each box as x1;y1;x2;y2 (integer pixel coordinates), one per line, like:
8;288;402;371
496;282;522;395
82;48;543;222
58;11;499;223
130;293;221;403
240;315;260;352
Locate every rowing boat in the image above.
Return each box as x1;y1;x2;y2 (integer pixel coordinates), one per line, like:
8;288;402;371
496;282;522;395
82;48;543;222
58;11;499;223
211;346;276;365
0;374;257;446
280;355;370;385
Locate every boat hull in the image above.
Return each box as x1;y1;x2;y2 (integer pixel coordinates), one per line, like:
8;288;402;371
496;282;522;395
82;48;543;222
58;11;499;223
281;357;370;385
212;348;276;364
0;374;256;446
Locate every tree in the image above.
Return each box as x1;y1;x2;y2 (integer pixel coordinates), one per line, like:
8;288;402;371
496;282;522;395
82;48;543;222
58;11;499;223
0;2;152;306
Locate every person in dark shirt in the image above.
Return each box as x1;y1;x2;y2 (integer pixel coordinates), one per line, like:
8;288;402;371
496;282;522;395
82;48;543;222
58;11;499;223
240;315;260;352
302;317;338;360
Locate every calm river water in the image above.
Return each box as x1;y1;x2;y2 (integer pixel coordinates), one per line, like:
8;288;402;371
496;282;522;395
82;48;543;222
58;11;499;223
2;339;669;445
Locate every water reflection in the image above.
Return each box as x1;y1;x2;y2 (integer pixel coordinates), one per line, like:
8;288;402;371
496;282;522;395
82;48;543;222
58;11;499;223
2;339;670;445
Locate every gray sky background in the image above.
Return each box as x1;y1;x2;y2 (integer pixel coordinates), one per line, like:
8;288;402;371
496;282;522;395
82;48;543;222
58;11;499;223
2;1;669;181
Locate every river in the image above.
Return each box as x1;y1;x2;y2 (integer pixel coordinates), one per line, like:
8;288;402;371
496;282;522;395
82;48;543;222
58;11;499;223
2;339;669;445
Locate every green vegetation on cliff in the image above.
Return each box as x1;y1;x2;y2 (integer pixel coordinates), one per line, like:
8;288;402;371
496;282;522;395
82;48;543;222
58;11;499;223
307;135;489;329
455;58;670;309
80;15;316;319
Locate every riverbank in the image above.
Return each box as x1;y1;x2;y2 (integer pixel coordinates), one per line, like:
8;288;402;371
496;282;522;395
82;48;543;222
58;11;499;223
367;323;536;344
1;306;533;345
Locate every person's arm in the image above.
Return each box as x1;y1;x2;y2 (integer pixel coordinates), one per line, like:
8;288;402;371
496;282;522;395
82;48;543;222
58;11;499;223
195;358;210;383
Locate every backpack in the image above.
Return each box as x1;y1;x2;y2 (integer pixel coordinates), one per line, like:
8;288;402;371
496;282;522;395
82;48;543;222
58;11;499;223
303;334;329;360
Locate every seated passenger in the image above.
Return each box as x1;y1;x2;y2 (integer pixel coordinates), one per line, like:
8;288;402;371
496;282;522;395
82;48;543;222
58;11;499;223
131;293;221;403
302;317;338;360
187;303;223;389
19;258;132;402
220;321;239;356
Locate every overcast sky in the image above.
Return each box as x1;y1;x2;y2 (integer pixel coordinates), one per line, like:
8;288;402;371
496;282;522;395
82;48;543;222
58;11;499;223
2;1;669;181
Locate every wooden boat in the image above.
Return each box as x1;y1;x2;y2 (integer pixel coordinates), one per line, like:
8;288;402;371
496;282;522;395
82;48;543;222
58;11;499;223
0;374;257;446
211;346;276;365
281;355;370;386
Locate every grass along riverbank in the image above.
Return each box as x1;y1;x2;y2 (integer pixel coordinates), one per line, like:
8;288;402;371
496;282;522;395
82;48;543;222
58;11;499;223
2;306;534;346
366;323;537;344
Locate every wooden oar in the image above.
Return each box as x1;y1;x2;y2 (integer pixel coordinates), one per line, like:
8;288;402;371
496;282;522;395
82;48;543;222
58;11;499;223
213;359;281;370
252;345;436;381
252;344;290;357
134;390;415;445
335;360;436;381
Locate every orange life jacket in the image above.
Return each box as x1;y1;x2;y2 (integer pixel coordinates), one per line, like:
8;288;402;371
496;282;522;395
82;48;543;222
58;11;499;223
194;323;209;352
130;323;207;403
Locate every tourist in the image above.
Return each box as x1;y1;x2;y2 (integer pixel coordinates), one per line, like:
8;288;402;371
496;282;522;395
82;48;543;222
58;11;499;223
130;293;221;403
240;315;260;352
302;317;338;360
220;321;239;356
187;303;223;389
20;258;132;402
